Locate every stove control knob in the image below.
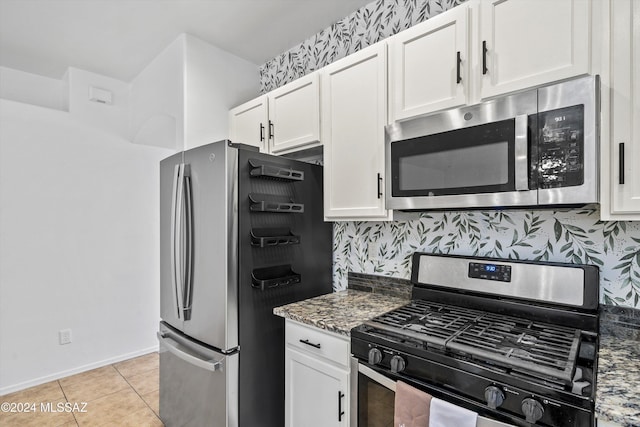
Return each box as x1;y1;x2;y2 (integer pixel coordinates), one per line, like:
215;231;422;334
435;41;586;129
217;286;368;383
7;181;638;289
390;355;406;373
521;398;544;424
368;348;383;365
484;386;505;409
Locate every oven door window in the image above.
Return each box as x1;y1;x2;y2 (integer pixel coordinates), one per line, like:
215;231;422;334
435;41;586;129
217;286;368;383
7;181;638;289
391;119;517;197
357;371;395;426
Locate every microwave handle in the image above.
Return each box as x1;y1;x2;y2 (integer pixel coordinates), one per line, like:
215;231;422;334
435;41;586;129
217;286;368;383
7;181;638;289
515;114;529;191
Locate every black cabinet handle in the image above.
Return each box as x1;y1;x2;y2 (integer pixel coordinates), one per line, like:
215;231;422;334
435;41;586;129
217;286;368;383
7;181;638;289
456;51;462;84
269;120;274;140
619;142;625;185
259;123;265;142
482;41;488;75
299;339;321;349
377;173;383;199
338;391;345;422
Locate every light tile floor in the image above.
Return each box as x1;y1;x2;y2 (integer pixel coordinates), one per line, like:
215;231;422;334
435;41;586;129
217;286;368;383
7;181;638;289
0;352;162;427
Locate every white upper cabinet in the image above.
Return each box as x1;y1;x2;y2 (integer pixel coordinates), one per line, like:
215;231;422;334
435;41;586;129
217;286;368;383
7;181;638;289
478;0;591;100
389;4;469;121
228;72;320;155
321;42;393;221
228;95;269;152
606;0;640;218
268;72;321;154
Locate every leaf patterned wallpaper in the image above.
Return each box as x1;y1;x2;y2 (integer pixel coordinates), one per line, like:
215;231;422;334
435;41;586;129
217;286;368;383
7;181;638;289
260;0;640;308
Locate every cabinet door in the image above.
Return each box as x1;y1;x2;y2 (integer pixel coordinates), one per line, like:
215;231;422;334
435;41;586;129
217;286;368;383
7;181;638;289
228;95;268;152
389;4;469;121
285;348;349;427
610;0;640;216
478;0;590;99
268;72;321;154
321;42;393;221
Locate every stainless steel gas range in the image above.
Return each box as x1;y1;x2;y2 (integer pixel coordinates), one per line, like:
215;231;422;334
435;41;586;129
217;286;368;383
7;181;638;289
350;253;599;427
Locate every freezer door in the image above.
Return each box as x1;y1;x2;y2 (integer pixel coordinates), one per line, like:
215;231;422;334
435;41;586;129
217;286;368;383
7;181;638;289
158;322;238;427
160;151;185;332
182;141;239;351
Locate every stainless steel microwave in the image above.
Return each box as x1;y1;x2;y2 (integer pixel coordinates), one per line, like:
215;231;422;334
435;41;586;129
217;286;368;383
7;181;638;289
385;75;600;211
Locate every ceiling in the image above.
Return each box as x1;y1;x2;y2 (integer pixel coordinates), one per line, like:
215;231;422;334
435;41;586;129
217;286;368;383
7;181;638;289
0;0;373;82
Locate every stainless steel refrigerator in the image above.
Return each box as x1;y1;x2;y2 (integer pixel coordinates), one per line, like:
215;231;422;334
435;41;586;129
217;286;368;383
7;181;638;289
158;140;332;427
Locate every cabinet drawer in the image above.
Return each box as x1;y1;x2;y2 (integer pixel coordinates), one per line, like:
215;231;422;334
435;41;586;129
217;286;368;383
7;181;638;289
286;320;350;367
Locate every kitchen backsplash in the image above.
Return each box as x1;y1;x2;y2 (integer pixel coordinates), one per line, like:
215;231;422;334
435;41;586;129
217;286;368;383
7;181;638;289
260;0;640;309
334;209;640;307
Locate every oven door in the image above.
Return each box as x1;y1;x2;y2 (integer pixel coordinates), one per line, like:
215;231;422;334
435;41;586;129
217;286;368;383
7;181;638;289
385;89;538;211
350;357;516;427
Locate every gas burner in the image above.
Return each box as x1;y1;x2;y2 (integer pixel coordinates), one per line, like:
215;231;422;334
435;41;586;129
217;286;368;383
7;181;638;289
351;253;600;427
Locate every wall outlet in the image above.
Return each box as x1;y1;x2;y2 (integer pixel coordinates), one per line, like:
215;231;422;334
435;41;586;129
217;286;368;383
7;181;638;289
59;329;72;345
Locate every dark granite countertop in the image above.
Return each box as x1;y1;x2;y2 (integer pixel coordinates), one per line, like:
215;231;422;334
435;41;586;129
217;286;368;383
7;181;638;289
273;289;409;336
596;306;640;426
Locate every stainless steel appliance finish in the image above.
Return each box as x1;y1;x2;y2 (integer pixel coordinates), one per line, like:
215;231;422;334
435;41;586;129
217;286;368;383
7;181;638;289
415;254;588;307
159;140;332;427
158;322;239;427
350;253;600;427
161;141;239;352
385;75;600;210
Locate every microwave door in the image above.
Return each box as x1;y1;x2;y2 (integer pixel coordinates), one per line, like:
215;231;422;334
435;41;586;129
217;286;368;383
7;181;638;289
386;114;537;210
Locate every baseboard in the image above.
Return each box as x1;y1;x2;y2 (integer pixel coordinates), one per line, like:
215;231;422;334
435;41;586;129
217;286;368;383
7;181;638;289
0;345;159;396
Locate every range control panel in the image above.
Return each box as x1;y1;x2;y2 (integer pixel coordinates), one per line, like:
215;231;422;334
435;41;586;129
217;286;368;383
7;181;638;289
468;262;512;282
537;104;585;189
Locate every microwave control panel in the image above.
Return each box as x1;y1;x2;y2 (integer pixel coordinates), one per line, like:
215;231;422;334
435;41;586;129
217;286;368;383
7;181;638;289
537;105;584;188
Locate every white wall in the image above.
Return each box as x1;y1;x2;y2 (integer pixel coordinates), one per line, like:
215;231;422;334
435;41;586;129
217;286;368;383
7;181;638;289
0;66;66;110
129;36;185;150
129;33;258;151
0;99;174;394
183;34;258;149
0;33;258;394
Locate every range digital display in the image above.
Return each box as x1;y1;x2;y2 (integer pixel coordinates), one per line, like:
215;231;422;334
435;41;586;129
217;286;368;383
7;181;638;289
468;262;511;282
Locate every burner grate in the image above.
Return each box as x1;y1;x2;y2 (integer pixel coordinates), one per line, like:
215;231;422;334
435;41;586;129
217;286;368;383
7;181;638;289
364;300;582;384
447;313;581;383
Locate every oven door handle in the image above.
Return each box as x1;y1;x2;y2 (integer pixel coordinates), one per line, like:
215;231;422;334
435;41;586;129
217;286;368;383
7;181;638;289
351;357;518;427
514;114;529;191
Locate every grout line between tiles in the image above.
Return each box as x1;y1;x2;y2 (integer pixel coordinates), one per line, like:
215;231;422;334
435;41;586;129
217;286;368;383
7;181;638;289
57;379;80;426
115;362;162;423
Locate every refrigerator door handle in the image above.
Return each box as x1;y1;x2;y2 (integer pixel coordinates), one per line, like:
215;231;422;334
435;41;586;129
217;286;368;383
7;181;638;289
170;164;184;320
183;166;194;320
157;332;222;372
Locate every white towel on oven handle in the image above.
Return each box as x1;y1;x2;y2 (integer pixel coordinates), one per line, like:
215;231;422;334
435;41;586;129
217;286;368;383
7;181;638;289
429;397;478;427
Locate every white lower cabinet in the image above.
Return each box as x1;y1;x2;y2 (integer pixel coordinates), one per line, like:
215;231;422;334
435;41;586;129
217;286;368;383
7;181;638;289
285;320;350;427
